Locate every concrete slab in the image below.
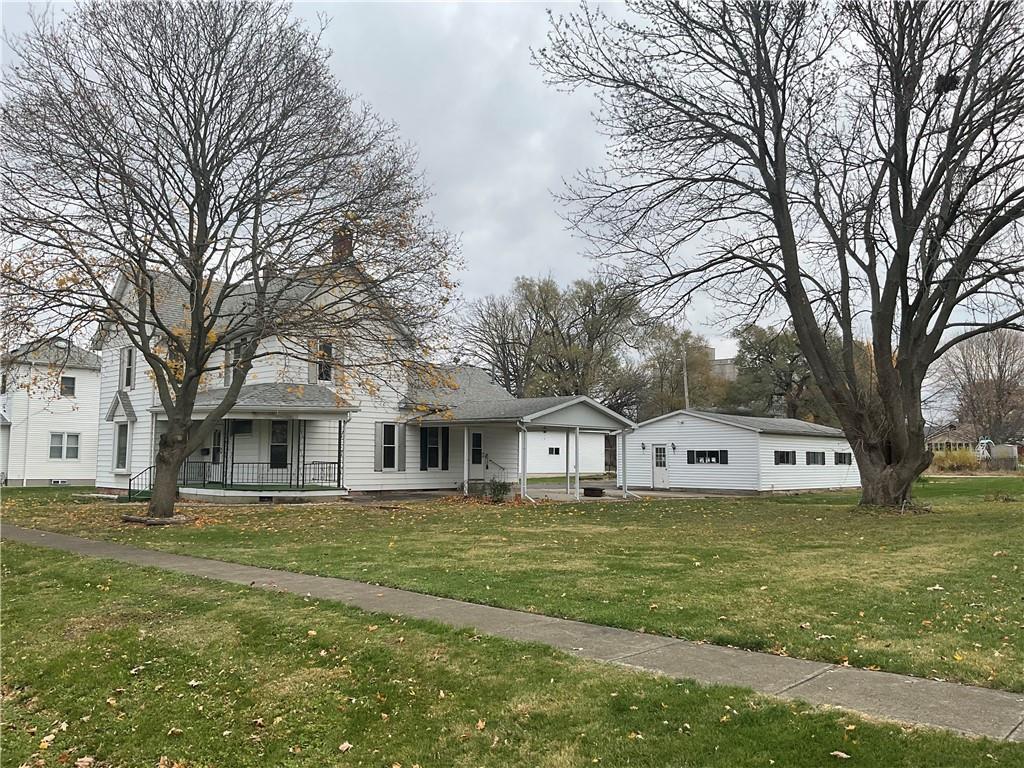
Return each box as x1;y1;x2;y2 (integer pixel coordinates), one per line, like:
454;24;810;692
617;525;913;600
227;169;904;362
617;640;832;694
4;522;1023;742
784;666;1024;741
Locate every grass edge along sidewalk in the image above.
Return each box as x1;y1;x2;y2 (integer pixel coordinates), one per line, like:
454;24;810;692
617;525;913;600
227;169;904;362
3;523;1022;748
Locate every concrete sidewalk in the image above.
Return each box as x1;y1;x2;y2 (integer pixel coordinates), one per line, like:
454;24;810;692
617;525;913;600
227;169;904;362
3;522;1022;743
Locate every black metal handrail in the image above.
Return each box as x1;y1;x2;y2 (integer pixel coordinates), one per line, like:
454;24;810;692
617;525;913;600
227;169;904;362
127;466;154;499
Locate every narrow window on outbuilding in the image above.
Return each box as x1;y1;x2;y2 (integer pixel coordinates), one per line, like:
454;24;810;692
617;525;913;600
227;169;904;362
548;446;560;456
687;449;729;464
834;452;853;465
774;450;797;465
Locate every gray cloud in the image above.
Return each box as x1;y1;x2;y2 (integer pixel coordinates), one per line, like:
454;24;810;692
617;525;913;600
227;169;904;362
1;1;737;355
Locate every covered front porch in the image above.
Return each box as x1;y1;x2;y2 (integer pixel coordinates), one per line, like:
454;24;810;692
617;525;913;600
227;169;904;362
132;383;356;501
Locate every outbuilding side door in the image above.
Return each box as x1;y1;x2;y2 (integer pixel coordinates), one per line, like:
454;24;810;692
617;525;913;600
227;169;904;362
652;443;670;488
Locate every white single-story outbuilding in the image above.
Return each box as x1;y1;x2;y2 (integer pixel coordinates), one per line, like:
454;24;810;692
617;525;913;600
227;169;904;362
617;410;861;493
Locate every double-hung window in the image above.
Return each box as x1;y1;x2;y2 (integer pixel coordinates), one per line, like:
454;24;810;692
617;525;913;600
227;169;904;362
471;433;483;465
806;451;826;466
382;423;397;469
49;432;80;459
60;376;76;397
114;423;130;470
120;347;135;390
834;452;853;465
317;340;333;381
419;426;449;471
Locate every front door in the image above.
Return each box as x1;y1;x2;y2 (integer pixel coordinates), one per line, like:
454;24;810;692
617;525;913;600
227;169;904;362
652;444;670;489
469;432;485;481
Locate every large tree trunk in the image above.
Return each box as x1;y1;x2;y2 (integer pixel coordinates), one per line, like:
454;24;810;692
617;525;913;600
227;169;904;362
148;427;188;518
854;443;933;507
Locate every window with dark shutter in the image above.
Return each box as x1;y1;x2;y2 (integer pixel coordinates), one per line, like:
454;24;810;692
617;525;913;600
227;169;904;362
382;423;397;469
419;426;449;470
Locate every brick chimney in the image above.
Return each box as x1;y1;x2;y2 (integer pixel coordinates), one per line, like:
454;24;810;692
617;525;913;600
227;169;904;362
332;227;354;263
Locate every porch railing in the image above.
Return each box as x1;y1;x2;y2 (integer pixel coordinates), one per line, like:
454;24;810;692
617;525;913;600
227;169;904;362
181;460;340;489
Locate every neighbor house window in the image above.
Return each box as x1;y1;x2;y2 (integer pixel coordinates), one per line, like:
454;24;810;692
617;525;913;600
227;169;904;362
835;452;853;465
60;376;76;397
548;446;560;456
269;420;289;469
382;423;397;469
49;432;79;459
471;433;483;465
233;419;253;435
686;449;729;465
317;340;333;381
419;426;449;471
774;450;797;465
120;347;135;390
114;423;130;470
806;451;826;465
211;429;222;465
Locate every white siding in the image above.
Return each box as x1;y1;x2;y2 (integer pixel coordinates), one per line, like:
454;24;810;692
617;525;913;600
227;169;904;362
756;433;860;491
2;362;100;485
525;430;605;475
618;416;760;492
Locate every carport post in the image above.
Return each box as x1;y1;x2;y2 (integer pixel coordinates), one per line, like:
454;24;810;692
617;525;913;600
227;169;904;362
519;424;528;499
621;430;628;498
574;426;581;501
463;427;470;496
565;431;570;495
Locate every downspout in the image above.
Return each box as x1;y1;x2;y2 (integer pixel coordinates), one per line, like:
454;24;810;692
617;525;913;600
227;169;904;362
339;412;351;490
517;421;535;503
21;361;33;486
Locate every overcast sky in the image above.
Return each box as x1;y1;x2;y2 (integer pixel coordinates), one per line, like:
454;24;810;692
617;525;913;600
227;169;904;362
1;1;736;356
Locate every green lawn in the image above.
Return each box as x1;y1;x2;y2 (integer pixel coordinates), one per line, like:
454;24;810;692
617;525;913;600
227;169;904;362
3;543;1021;768
2;477;1022;691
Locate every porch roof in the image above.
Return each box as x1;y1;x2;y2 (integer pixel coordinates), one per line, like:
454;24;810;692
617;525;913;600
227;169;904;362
416;394;634;431
173;383;357;416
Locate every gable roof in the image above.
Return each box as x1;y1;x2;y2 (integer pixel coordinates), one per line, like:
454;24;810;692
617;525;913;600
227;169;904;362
416;392;634;429
4;339;100;371
403;365;515;409
104;390;137;422
637;409;846;438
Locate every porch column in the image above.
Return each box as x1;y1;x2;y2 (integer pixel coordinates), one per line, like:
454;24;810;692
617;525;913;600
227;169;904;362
336;419;343;488
565;430;570;495
463;426;470;496
519;426;528;499
574;426;581;501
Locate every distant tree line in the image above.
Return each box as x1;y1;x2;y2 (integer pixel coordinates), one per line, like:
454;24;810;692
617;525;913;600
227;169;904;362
459;276;848;424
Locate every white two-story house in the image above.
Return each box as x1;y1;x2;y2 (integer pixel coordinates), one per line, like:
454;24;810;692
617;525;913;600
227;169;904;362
94;277;633;502
1;339;101;487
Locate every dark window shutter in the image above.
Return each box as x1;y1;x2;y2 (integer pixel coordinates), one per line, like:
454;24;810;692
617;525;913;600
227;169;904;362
687;450;695;464
397;425;406;471
420;426;429;471
441;427;450;470
373;422;383;472
720;450;728;465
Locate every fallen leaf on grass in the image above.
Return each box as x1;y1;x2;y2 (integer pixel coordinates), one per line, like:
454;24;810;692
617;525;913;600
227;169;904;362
338;741;352;753
831;751;851;759
167;727;183;736
75;758;95;768
476;719;486;731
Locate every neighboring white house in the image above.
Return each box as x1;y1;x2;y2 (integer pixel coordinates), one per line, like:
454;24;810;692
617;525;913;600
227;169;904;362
94;276;633;502
0;339;101;487
618;409;861;493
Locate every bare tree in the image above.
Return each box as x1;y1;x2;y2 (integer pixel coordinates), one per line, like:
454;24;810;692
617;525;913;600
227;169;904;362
459;276;642;402
938;329;1024;442
1;1;457;516
537;1;1024;505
